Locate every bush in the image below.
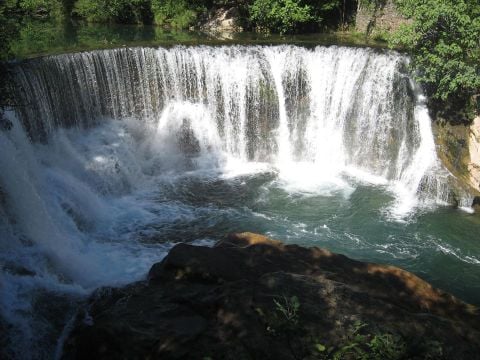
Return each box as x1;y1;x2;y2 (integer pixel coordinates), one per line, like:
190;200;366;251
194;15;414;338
73;0;200;28
249;0;351;34
390;0;480;118
19;0;64;19
73;0;151;24
0;1;20;61
250;0;314;34
151;0;198;28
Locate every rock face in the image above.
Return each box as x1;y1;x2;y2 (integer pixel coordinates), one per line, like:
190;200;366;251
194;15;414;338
355;0;409;35
62;233;480;359
433;119;480;208
468;116;480;191
200;7;243;35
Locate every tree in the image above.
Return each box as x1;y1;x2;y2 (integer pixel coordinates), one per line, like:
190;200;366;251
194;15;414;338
0;1;21;128
151;0;198;28
73;0;152;24
249;0;350;34
390;0;480;119
18;0;64;19
250;0;313;34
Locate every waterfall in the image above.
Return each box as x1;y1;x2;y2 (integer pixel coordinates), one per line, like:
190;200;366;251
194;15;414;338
12;45;449;206
1;44;457;358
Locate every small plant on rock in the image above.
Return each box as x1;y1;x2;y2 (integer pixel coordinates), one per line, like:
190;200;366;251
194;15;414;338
273;295;300;326
314;321;408;360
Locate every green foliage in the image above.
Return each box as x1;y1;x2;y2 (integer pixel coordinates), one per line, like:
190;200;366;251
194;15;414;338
371;28;389;42
256;295;446;360
72;0;200;28
1;0;356;35
0;0;67;61
73;0;151;24
273;295;300;325
250;0;314;34
358;0;387;11
151;0;198;28
315;320;445;360
249;0;351;34
19;0;64;19
255;294;301;336
314;321;407;360
9;20;73;58
0;1;20;61
390;0;480;116
0;0;21;125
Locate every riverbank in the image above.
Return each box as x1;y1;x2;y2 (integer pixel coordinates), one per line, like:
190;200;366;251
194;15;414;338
7;21;388;60
62;232;480;359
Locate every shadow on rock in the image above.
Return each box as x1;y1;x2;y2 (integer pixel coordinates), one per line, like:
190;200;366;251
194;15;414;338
62;232;480;360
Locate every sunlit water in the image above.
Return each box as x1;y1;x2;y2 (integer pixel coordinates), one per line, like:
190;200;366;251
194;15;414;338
1;45;479;359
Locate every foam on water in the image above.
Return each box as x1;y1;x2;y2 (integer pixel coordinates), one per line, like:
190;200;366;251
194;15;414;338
276;161;354;197
0;112;209;358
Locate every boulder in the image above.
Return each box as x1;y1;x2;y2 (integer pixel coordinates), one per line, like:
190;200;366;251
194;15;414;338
62;232;480;359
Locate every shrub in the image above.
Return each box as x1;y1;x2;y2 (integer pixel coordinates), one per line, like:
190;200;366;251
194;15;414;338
73;0;151;24
151;0;198;29
390;0;480;118
19;0;64;19
250;0;314;34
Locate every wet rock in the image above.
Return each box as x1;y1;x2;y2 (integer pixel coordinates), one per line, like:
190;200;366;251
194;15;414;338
0;117;13;131
177;119;201;156
433;119;480;202
2;263;36;277
356;0;410;35
0;319;13;359
62;232;480;360
473;196;480;211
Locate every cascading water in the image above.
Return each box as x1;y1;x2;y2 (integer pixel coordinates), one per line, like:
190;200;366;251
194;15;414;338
13;45;450;202
1;45;478;359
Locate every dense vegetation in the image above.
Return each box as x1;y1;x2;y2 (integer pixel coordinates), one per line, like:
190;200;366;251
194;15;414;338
0;1;355;33
0;0;479;121
73;0;152;24
0;1;21;126
391;0;480;120
249;0;353;34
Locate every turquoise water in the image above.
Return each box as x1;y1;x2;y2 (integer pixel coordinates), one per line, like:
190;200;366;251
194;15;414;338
143;171;480;305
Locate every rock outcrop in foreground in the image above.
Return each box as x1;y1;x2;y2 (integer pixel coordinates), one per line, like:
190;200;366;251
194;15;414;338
62;233;480;359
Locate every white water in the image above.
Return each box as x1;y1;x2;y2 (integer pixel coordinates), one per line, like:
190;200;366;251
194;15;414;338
14;46;452;201
1;45;460;358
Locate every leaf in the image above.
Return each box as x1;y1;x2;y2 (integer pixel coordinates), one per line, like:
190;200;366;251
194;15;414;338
254;307;265;317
